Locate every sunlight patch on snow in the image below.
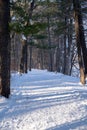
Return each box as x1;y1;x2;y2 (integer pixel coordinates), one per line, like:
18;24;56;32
0;69;87;130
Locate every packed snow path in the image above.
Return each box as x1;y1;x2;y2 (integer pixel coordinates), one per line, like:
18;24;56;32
0;69;87;130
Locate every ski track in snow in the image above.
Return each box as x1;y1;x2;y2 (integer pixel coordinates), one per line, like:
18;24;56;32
0;69;87;130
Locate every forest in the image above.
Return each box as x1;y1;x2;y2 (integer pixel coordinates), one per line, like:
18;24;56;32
0;0;87;98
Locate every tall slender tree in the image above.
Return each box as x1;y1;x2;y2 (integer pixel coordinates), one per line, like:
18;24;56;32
0;0;10;98
73;0;87;84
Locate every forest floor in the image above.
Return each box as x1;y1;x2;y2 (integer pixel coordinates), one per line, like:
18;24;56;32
0;69;87;130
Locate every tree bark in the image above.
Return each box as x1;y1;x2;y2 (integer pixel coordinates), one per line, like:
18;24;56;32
73;0;86;84
0;0;10;98
67;18;73;75
63;17;67;74
29;45;32;71
20;40;27;73
47;15;53;72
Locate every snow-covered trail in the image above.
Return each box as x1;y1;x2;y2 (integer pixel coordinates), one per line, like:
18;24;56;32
0;69;87;130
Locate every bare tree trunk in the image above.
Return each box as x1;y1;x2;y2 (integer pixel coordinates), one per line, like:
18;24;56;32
0;0;10;98
24;41;28;73
63;17;67;74
40;49;44;69
29;45;32;71
56;40;60;72
20;40;27;73
73;0;86;84
47;15;53;71
67;18;73;75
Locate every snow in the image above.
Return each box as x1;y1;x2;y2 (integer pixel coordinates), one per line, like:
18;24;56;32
0;69;87;130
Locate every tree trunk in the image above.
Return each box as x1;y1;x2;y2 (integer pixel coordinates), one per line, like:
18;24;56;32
24;41;28;73
67;18;73;75
47;15;53;72
63;17;67;74
0;0;10;98
20;40;27;73
73;0;86;84
29;45;32;71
